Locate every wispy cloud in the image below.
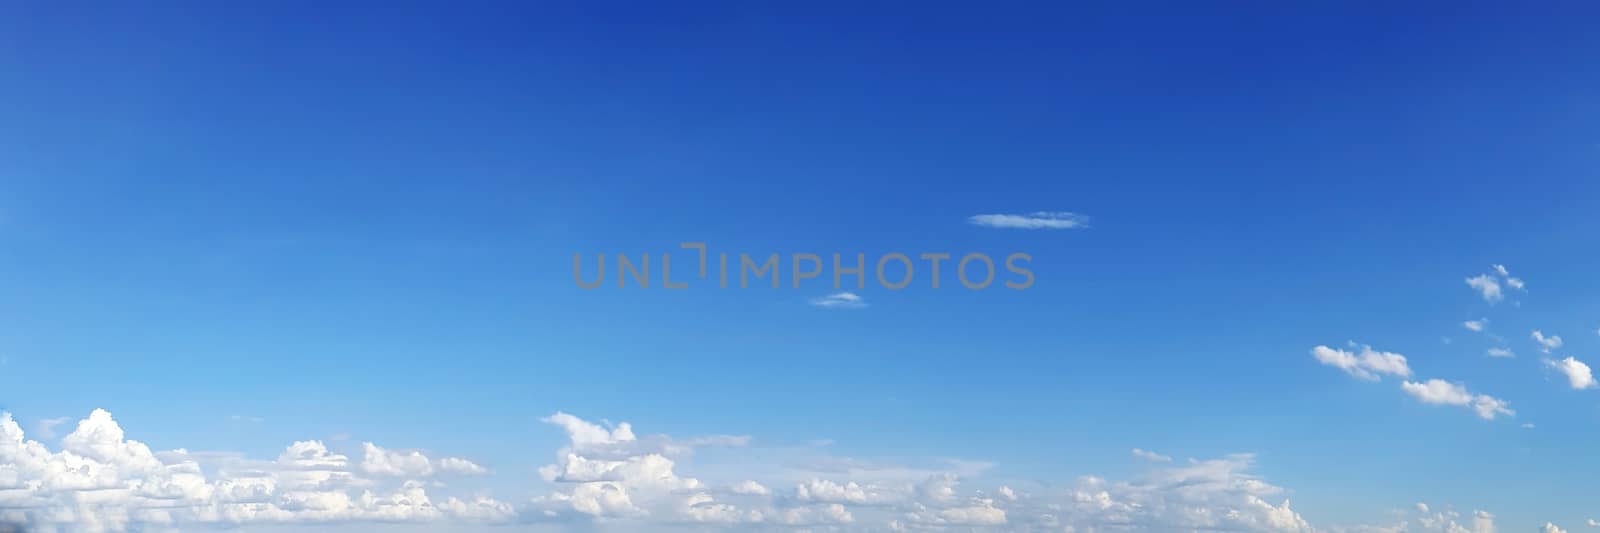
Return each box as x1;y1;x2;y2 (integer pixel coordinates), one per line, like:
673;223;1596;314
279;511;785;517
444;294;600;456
1130;448;1172;462
34;417;69;439
967;211;1089;230
1487;347;1514;358
810;292;867;309
1493;264;1525;289
1462;318;1488;332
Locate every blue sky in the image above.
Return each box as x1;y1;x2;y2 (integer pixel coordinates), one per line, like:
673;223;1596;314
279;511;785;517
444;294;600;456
4;2;1600;532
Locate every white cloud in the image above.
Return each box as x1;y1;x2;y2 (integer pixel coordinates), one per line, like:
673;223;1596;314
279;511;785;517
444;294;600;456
1312;344;1413;381
33;417;69;439
1546;522;1569;533
730;480;769;495
1402;379;1473;405
437;457;489;476
811;292;867;309
794;479;903;505
1466;274;1503;303
1546;356;1597;390
1495;264;1526;290
0;408;1494;533
1351;504;1502;533
361;442;434;477
967;211;1089;230
541;411;635;449
1475;510;1497;533
1400;379;1515;420
1586;518;1599;527
1487;347;1514;358
1464;265;1526;304
1463;318;1488;332
1131;448;1172;462
1533;330;1564;353
0;409;513;532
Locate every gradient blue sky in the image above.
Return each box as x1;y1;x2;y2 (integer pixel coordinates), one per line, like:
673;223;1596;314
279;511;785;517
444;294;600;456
4;2;1600;531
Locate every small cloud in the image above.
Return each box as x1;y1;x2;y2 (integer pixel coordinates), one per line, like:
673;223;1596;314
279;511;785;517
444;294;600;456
1465;264;1526;303
1487;347;1515;358
730;480;770;496
1400;379;1514;420
1533;330;1564;353
438;457;490;476
1415;502;1429;513
810;292;867;309
1311;343;1412;381
35;417;70;439
1522;423;1536;429
229;414;264;423
1546;356;1597;390
968;211;1089;230
1131;448;1172;462
1463;318;1488;332
1494;264;1526;290
1465;274;1502;303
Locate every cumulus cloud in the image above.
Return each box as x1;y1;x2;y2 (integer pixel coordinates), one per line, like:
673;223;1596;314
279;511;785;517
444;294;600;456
1546;356;1597;390
437;457;489;476
1312;344;1413;381
0;409;512;532
730;480;769;495
1400;379;1515;420
1533;330;1564;353
810;292;867;309
357;443;487;477
1546;522;1569;533
1345;504;1502;532
360;442;434;477
1;408;1483;532
524;412;1324;532
1463;318;1488;332
1474;510;1496;533
967;211;1089;230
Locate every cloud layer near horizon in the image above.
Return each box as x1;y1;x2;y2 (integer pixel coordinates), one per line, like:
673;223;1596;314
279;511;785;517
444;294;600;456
0;409;1543;532
0;408;1349;532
